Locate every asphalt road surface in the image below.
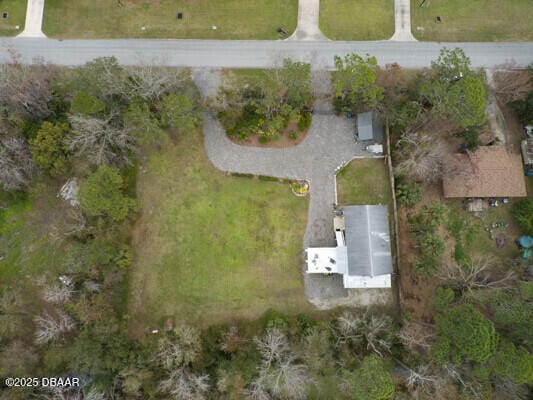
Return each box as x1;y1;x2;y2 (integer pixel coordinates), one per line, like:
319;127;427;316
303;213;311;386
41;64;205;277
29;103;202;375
1;38;532;68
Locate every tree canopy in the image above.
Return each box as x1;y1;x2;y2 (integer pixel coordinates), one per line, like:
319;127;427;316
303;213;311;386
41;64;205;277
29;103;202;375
79;165;137;221
348;355;394;400
433;305;498;364
332;53;383;114
423;48;487;128
29;121;69;175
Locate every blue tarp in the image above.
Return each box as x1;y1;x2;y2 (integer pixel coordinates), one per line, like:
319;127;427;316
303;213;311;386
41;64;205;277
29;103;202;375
519;236;533;248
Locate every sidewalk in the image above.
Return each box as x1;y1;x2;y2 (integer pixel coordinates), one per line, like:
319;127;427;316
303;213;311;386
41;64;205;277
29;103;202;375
18;0;46;38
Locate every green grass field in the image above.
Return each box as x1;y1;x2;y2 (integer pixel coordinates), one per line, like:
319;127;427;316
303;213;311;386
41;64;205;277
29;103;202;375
43;0;297;39
129;131;311;328
319;0;394;41
0;0;26;37
0;186;64;283
411;0;533;42
337;158;391;206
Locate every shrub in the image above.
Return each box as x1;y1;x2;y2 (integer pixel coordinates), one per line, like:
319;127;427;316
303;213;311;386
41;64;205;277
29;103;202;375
258;136;269;144
433;287;455;310
511;199;533;233
395;182;422;208
79;165;137;222
288;130;298;140
258;175;278;182
70;91;105;115
462;128;481;151
297;112;312;131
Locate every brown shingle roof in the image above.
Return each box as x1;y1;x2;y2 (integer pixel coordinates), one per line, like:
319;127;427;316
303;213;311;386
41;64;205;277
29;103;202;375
442;146;527;198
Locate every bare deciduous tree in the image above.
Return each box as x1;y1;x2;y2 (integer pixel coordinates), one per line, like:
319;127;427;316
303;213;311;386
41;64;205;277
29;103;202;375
395;132;456;183
0;137;35;190
34;311;75;345
159;368;210;400
398;320;434;354
0;58;57;122
438;256;516;294
43;283;74;304
336;310;395;357
247;328;309;400
154;325;202;370
492;66;532;104
220;325;247;353
67;113;135;166
126;63;187;102
254;327;290;367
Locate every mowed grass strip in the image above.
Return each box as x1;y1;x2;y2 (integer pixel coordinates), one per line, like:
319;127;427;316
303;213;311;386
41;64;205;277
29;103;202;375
43;0;298;39
0;0;26;37
411;0;533;42
319;0;394;41
336;158;391;205
130;131;311;328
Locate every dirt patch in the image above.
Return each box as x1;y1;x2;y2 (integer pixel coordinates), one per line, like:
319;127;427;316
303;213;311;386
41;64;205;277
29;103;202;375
228;122;309;148
397;186;443;324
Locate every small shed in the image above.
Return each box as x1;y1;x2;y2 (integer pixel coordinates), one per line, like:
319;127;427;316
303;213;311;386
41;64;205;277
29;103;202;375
521;139;533;166
357;111;383;142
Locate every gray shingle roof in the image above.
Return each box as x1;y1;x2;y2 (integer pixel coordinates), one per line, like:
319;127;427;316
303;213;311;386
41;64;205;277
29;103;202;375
343;205;392;277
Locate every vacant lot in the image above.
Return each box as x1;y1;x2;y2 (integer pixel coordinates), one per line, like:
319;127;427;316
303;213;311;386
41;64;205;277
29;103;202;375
336;158;391;206
129;131;311;328
319;0;394;41
411;0;533;42
43;0;297;39
0;0;26;37
0;186;65;283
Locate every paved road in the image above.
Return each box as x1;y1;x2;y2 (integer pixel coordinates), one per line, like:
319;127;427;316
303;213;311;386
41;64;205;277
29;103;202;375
17;0;45;38
390;0;416;41
1;38;532;68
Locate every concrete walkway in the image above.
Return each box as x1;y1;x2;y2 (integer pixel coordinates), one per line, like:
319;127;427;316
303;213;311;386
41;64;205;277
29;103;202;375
18;0;46;38
390;0;416;41
192;68;389;307
288;0;327;41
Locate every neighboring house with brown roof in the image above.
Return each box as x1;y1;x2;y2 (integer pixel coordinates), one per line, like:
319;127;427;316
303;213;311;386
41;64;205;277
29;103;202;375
442;146;527;198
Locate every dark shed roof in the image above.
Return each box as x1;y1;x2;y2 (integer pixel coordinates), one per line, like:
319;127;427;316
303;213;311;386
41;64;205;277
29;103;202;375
343;205;392;277
357;111;383;142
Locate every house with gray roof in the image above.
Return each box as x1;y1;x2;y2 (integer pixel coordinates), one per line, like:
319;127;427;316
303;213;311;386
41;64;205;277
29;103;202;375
357;111;383;142
306;205;392;289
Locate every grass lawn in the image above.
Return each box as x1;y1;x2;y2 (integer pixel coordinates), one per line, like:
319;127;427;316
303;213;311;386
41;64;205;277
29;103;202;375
129;131;312;329
43;0;297;39
336;158;391;206
319;0;394;41
0;0;26;37
444;199;524;267
411;0;533;42
0;185;65;284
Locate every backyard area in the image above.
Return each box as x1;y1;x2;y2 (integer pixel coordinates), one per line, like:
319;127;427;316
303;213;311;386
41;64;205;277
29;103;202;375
0;0;26;37
129;130;312;329
410;0;533;42
43;0;298;39
319;0;394;41
336;158;391;206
